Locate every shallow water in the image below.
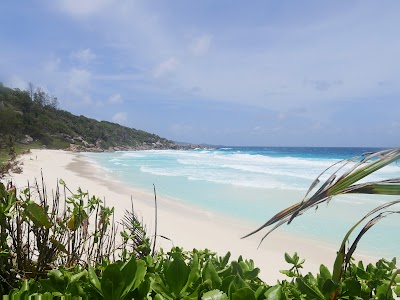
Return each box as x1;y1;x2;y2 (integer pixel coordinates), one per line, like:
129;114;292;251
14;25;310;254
84;147;399;259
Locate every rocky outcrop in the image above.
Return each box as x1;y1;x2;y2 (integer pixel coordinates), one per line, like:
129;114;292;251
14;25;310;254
20;135;33;144
65;139;210;153
62;132;210;152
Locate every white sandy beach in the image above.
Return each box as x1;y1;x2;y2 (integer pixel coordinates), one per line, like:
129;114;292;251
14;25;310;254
4;149;377;284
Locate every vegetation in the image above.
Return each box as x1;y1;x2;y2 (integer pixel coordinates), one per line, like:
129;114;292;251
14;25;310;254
0;82;176;156
0;146;399;298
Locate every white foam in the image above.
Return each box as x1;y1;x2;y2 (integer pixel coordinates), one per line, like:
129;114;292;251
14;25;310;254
110;150;399;194
109;158;121;162
121;152;146;158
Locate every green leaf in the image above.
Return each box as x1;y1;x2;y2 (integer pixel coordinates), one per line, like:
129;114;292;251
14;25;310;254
321;279;338;296
394;273;400;283
88;266;102;295
48;269;64;284
220;275;236;295
181;253;201;293
220;252;231;268
203;261;222;289
165;256;190;296
69;282;86;297
343;278;361;297
70;270;88;284
39;279;61;293
43;269;66;293
332;248;345;282
120;256;147;297
201;289;229;300
239;261;249;272
394;285;400;297
347;183;400;195
319;264;331;280
356;267;370;280
232;287;256;300
296;278;324;300
231;261;243;277
376;283;389;298
255;286;268;299
50;237;69;254
120;255;138;296
284;253;294;264
243;268;260;281
264;285;282;300
101;264;125;300
24;202;52;229
151;280;174;300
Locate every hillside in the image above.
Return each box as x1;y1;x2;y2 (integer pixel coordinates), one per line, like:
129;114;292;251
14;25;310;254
0;83;180;152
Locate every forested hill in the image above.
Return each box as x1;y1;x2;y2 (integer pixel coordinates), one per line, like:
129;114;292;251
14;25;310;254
0;83;180;151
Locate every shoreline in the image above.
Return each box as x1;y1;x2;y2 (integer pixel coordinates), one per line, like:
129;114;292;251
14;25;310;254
5;149;379;283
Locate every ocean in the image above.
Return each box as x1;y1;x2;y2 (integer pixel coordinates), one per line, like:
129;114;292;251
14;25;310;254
84;147;399;259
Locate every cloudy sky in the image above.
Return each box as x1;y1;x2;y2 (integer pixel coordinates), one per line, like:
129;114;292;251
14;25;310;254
1;1;399;147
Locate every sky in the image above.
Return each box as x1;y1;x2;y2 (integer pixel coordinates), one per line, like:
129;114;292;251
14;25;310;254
1;1;399;147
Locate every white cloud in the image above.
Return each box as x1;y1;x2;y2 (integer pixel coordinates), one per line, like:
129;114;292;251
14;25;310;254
44;56;61;72
391;121;400;128
112;112;128;124
57;0;112;17
108;93;123;104
81;95;93;105
5;75;27;90
71;48;96;65
95;101;104;108
153;57;179;78
68;68;91;96
189;34;213;56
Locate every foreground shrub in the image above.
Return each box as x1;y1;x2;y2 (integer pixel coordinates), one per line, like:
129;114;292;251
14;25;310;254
4;249;399;299
0;178;150;297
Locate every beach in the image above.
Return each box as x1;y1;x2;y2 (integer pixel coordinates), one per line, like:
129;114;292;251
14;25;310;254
5;149;378;284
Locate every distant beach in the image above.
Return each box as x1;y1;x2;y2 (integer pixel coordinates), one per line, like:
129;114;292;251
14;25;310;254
6;149;389;283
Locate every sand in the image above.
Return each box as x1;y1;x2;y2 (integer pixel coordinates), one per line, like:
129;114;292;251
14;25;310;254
4;149;377;284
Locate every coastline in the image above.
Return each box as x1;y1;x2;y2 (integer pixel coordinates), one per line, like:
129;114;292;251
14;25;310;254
5;149;378;284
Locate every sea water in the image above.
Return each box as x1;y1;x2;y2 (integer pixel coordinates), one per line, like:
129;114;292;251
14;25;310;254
84;147;399;258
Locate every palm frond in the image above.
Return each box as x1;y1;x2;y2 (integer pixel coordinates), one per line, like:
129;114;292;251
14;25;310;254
243;148;400;240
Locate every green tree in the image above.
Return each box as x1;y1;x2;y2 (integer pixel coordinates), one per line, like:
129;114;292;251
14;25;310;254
0;107;20;149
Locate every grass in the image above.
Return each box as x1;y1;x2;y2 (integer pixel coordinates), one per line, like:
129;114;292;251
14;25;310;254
0;141;48;174
46;138;70;149
0;137;71;173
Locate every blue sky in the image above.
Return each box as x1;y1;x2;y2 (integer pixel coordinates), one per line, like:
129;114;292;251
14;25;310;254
1;1;399;147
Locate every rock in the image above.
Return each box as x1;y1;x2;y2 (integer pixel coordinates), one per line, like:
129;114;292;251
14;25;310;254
95;140;103;148
20;135;33;144
11;166;22;174
65;144;86;152
74;136;84;142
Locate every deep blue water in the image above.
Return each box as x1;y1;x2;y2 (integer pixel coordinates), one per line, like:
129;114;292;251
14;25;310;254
84;147;399;258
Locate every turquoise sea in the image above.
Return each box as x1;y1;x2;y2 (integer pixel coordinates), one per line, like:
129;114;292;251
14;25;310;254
84;147;399;259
